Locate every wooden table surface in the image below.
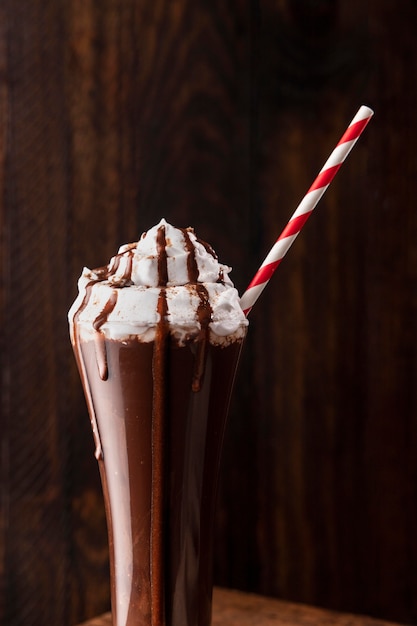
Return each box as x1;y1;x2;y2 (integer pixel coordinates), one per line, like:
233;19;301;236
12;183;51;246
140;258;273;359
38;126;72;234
77;587;405;626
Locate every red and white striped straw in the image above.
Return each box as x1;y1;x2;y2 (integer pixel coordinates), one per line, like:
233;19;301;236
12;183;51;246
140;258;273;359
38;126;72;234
240;105;374;316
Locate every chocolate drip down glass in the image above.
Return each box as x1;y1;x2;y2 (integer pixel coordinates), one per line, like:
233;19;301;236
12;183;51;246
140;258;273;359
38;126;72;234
69;220;247;626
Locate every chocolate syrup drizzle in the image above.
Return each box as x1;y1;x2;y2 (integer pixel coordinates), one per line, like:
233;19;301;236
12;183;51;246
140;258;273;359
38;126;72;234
71;282;105;460
151;281;169;626
92;290;118;381
151;224;218;626
179;227;214;391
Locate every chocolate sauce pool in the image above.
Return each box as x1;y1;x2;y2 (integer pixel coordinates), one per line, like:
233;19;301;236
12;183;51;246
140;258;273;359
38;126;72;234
77;334;244;626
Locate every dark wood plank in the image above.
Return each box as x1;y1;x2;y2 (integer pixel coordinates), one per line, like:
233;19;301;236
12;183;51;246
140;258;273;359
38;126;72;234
216;1;417;623
1;1;73;623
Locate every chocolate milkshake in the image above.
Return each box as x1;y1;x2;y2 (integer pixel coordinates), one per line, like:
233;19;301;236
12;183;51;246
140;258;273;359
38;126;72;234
69;220;248;626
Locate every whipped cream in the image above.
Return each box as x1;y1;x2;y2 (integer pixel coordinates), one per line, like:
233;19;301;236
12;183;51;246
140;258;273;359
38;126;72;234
69;219;248;345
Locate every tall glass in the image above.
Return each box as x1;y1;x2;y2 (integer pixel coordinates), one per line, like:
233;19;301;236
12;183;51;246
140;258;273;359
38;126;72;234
70;318;246;626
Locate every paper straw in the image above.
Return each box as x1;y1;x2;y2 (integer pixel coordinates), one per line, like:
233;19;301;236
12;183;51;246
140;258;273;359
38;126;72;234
240;105;374;316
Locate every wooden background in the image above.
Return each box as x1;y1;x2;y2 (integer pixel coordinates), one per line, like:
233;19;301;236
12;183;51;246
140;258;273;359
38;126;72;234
1;1;416;624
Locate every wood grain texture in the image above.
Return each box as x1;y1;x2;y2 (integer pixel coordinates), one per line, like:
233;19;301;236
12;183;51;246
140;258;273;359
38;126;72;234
1;0;417;624
1;1;72;624
77;588;405;626
216;2;417;624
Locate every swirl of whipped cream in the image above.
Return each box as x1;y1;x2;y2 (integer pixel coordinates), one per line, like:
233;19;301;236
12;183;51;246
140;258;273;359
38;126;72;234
69;219;248;345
